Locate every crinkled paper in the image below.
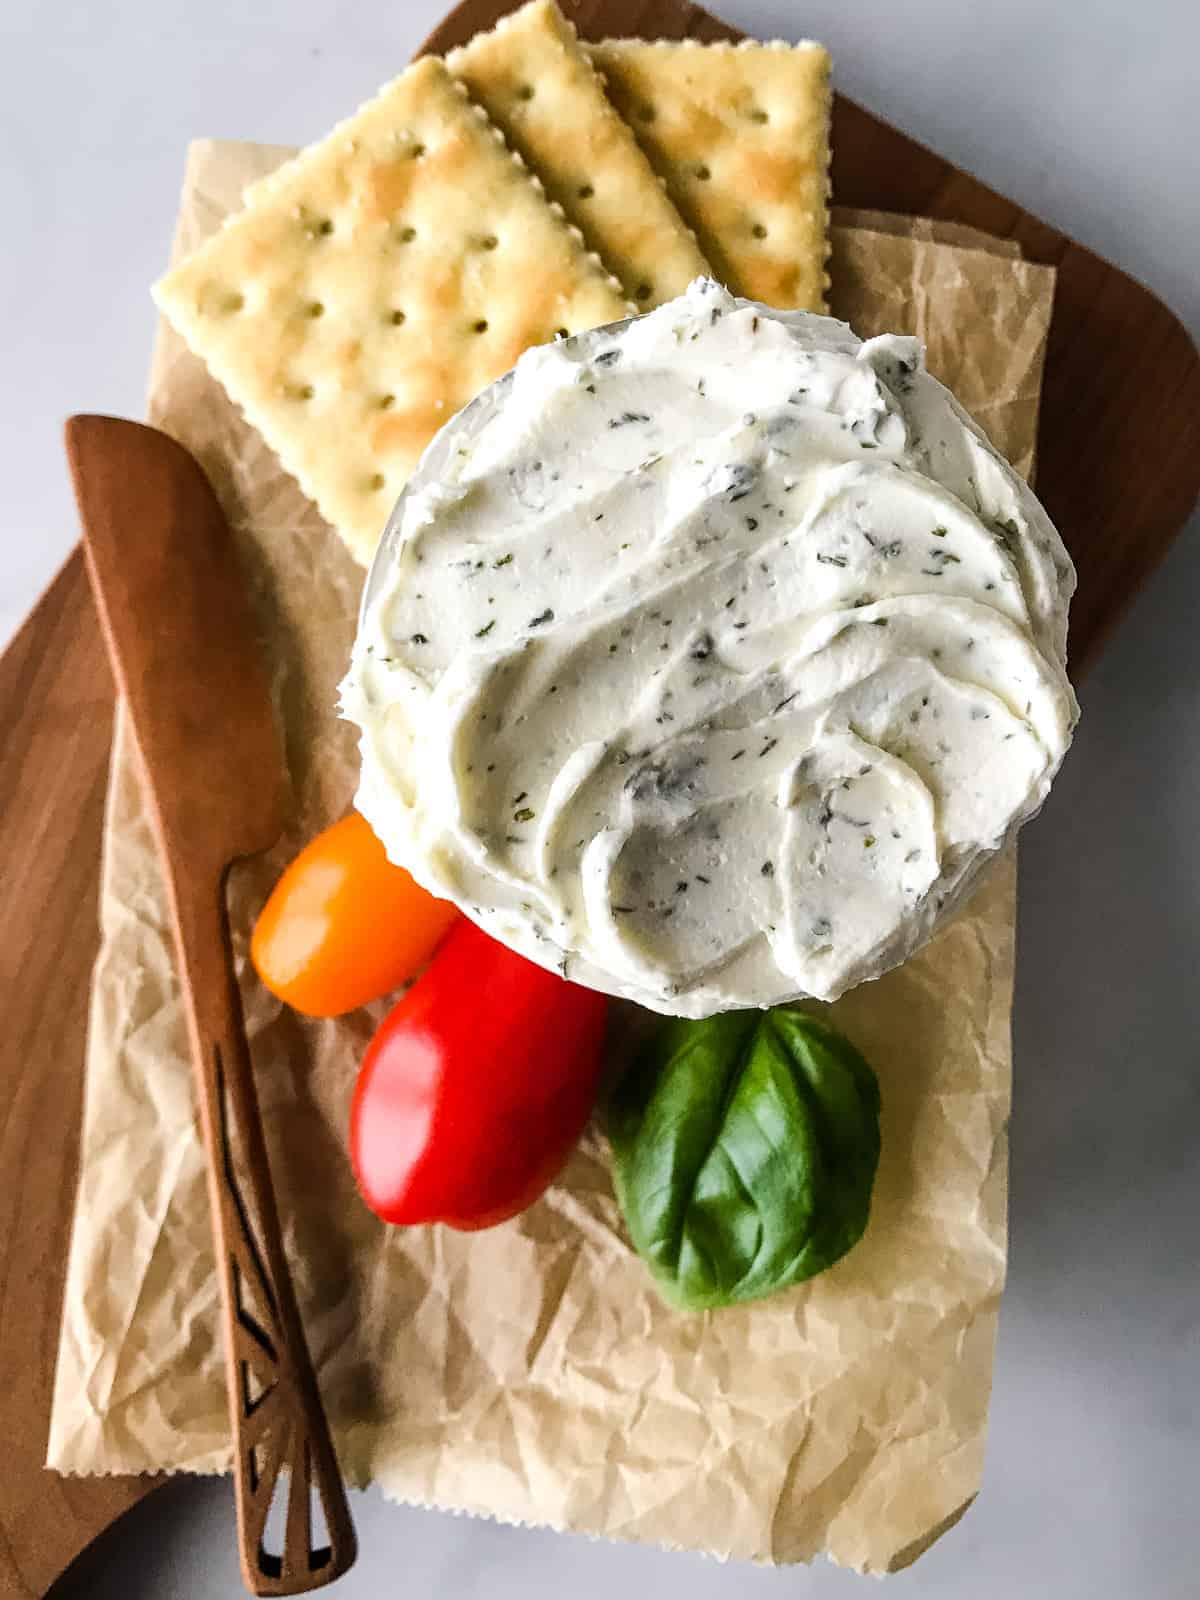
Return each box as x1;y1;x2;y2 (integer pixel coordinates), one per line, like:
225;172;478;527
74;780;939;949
47;139;1055;1574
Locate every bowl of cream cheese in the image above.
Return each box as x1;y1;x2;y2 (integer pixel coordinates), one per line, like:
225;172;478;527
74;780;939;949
342;278;1078;1017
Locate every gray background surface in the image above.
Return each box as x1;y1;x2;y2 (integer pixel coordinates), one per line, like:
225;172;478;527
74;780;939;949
2;2;1196;1596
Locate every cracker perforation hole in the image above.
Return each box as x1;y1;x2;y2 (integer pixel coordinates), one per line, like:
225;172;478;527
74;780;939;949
473;318;489;333
368;472;386;492
635;282;653;302
397;225;417;243
695;164;711;181
517;84;535;101
480;234;499;250
377;394;395;410
577;184;595;200
284;382;314;401
305;301;325;319
221;291;245;314
388;309;407;326
752;223;768;239
749;108;770;124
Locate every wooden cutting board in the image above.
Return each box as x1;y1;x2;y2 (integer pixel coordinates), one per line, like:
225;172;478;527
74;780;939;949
3;1;1197;1594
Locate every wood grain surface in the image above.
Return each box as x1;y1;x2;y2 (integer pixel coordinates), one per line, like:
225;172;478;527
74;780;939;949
0;558;144;1600
2;0;1197;1593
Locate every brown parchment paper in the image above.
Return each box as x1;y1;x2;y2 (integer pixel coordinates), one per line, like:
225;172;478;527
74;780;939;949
47;140;1056;1575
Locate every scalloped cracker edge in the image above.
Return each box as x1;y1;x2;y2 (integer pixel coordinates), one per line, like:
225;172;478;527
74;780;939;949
153;55;633;567
448;0;711;308
589;37;832;313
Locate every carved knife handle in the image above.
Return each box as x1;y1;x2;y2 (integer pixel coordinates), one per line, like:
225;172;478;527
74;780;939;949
178;876;357;1594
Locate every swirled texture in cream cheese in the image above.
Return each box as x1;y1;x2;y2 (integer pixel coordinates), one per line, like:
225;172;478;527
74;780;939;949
343;280;1077;1016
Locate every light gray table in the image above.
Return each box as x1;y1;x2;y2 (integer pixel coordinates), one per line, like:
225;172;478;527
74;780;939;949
4;3;1196;1597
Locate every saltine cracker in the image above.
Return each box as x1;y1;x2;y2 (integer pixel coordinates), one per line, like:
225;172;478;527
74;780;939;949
449;0;710;308
590;38;831;312
154;56;632;565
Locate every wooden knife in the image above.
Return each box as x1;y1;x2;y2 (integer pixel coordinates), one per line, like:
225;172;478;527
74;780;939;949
65;415;357;1595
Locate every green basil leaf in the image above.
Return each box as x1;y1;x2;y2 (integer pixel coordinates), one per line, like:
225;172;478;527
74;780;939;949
608;1008;881;1310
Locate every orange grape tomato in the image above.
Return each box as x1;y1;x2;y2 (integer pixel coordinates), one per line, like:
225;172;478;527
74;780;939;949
250;811;460;1017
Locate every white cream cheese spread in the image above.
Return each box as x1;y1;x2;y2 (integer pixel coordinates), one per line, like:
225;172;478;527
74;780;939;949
343;280;1078;1016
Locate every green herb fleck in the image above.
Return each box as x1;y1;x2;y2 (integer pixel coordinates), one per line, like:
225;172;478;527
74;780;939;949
994;517;1020;554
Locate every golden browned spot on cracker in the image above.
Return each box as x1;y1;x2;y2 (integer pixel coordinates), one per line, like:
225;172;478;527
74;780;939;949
362;158;420;220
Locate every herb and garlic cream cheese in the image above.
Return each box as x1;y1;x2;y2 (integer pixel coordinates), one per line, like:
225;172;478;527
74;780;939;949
343;280;1078;1016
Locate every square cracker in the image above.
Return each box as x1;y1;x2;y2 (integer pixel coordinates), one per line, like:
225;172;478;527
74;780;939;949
589;38;831;312
448;0;710;308
153;55;632;566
